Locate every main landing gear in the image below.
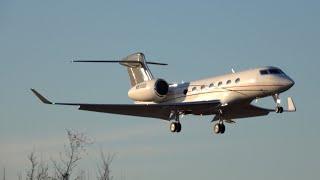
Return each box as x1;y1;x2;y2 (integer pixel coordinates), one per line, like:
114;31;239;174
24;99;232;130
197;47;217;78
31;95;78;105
169;111;182;133
213;121;225;134
168;110;227;134
212;109;226;134
170;121;181;133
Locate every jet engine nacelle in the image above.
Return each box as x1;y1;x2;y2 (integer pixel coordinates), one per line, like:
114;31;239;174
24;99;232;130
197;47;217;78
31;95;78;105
128;79;169;102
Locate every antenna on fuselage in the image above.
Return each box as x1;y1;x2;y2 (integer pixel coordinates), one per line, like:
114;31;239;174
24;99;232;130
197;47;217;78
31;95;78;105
231;68;236;73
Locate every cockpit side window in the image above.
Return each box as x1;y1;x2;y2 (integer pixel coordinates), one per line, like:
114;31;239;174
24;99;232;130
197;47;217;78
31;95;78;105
269;69;283;74
260;68;284;75
260;70;268;75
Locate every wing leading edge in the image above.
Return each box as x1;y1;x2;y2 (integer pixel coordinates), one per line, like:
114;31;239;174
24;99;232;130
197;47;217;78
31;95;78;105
31;89;221;120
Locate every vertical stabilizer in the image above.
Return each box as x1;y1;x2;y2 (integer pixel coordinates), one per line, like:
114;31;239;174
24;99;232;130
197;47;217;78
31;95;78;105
120;52;154;86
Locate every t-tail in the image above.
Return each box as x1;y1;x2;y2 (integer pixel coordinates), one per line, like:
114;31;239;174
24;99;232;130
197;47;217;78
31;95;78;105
72;52;168;87
120;52;155;86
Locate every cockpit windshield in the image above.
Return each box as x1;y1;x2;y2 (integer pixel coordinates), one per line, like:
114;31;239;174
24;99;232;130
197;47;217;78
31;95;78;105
260;68;284;75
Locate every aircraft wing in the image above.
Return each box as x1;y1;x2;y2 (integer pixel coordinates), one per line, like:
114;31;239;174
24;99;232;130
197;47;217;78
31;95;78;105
212;104;272;122
31;89;221;120
213;97;297;121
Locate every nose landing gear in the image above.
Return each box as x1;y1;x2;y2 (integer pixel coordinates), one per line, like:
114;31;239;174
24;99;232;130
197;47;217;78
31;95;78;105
275;106;284;113
273;94;284;113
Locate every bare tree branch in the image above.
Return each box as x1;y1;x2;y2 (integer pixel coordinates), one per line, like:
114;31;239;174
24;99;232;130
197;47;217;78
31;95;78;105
97;151;115;180
36;161;49;180
27;152;38;180
51;129;92;180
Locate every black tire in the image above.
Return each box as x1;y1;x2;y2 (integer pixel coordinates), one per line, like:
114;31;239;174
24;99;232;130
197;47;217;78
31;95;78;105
276;106;284;113
279;107;284;113
220;124;225;134
176;123;182;133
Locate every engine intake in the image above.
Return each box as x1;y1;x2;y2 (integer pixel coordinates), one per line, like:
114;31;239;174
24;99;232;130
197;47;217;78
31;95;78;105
155;79;169;96
128;79;169;102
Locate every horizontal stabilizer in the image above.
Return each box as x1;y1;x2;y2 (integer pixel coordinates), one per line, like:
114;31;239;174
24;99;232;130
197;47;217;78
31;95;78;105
72;60;168;66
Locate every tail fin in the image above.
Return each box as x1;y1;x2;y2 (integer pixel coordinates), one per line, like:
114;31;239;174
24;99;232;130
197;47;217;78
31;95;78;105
72;52;167;87
120;52;154;86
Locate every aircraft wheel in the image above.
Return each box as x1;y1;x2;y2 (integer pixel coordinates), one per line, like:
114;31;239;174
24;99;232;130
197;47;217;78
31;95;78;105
220;123;225;134
276;106;284;113
213;123;221;134
213;123;225;134
170;122;177;132
170;122;181;133
176;122;182;133
279;106;284;113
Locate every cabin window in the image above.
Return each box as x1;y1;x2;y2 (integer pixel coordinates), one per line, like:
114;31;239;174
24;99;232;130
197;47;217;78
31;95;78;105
201;85;206;90
218;81;223;86
260;70;268;75
226;80;231;85
192;87;197;91
209;83;214;88
235;78;240;83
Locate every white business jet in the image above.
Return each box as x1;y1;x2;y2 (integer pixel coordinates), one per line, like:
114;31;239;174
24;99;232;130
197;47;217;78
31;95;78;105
31;52;296;134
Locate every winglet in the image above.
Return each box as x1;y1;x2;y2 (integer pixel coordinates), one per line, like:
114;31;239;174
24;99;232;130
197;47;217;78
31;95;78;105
287;97;296;112
31;89;53;104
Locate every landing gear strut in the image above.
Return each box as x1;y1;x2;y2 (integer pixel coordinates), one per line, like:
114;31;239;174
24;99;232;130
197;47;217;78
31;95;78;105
273;94;284;113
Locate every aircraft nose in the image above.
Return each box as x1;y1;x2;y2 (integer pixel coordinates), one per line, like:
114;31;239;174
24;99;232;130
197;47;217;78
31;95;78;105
290;79;295;87
285;78;295;89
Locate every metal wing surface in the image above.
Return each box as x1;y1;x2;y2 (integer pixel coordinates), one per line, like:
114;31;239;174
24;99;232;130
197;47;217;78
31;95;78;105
31;89;221;120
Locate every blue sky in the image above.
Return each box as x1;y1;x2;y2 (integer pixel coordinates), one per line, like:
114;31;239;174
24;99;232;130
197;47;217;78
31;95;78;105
1;0;319;179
